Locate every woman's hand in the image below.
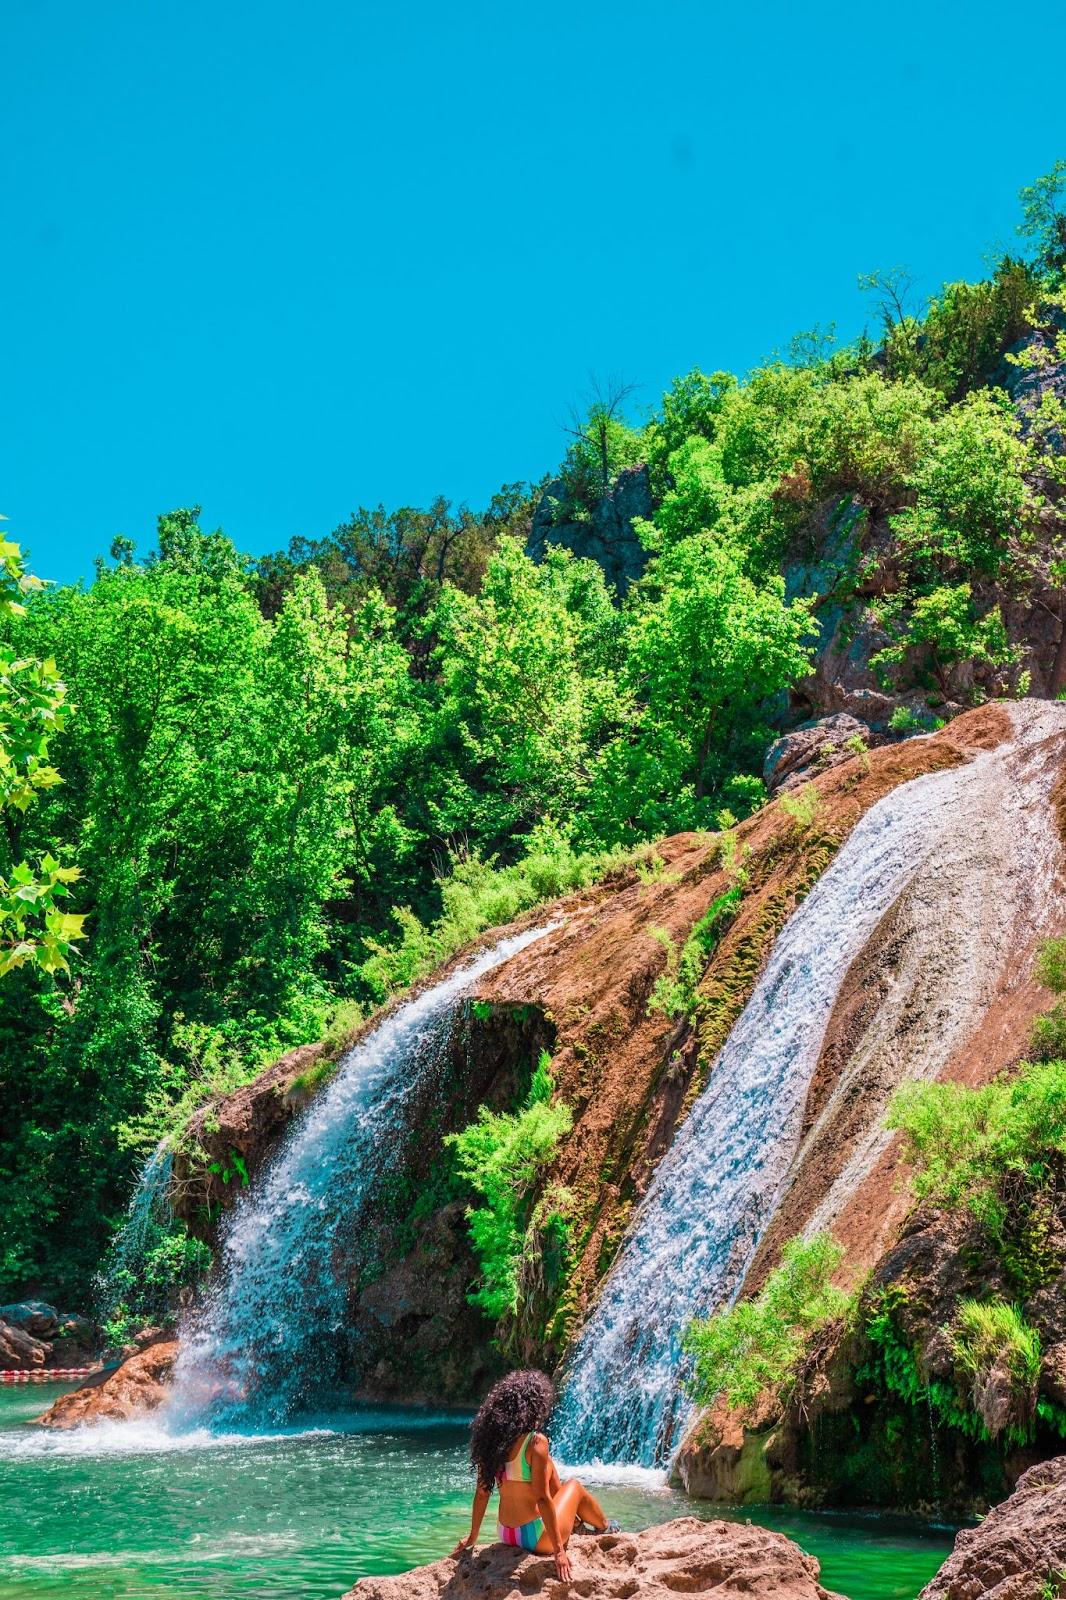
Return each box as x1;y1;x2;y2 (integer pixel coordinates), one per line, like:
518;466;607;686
450;1536;475;1558
554;1547;573;1581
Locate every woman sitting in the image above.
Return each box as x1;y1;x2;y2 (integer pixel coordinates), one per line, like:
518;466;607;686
451;1369;617;1583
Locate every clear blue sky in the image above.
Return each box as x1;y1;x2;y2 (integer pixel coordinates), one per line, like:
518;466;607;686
4;0;1065;584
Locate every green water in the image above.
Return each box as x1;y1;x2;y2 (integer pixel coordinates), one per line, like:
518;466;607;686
0;1385;954;1600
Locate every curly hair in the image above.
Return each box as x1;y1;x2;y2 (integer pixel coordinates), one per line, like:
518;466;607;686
469;1369;556;1492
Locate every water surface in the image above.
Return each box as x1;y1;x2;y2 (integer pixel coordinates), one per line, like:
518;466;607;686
0;1387;953;1600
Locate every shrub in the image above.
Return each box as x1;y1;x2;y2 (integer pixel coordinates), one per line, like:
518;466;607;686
886;1059;1066;1239
357;829;631;1002
779;783;821;832
951;1298;1041;1389
888;705;933;735
446;1052;572;1320
683;1233;853;1411
1037;937;1066;995
871;584;1016;696
648;886;743;1021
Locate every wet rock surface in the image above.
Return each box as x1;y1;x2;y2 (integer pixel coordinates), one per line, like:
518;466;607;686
920;1454;1066;1599
343;1518;844;1599
35;1339;177;1427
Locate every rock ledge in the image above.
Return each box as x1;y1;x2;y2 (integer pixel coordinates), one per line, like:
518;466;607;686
34;1340;177;1428
343;1516;844;1598
920;1453;1066;1599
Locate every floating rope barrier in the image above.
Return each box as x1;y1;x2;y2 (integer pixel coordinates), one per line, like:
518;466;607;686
0;1367;101;1383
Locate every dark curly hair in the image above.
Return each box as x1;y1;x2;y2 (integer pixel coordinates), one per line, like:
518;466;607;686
469;1369;556;1492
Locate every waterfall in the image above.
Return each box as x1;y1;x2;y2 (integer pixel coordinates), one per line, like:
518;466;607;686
552;708;1065;1467
95;1141;174;1321
169;924;552;1428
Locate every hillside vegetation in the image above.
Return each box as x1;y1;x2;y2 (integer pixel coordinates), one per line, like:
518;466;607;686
2;164;1066;1307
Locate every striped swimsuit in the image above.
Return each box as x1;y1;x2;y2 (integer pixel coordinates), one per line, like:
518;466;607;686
496;1432;544;1551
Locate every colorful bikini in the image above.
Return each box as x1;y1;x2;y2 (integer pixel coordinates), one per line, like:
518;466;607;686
496;1431;545;1551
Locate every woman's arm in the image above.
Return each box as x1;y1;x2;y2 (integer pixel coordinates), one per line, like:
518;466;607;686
450;1483;491;1557
529;1433;572;1581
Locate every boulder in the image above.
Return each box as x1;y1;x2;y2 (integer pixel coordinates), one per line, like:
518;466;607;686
0;1319;50;1368
34;1339;177;1428
763;714;873;793
343;1518;844;1599
0;1300;60;1339
920;1454;1066;1599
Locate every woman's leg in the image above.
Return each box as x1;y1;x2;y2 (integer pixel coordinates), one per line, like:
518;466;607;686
534;1478;610;1553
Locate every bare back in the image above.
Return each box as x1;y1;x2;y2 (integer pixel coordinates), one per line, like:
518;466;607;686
496;1430;547;1526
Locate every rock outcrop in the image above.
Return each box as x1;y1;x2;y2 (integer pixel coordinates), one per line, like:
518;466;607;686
172;706;1030;1409
676;701;1066;1514
920;1455;1066;1599
763;714;876;794
0;1319;49;1368
527;465;652;594
343;1519;843;1600
35;1339;177;1428
0;1301;99;1368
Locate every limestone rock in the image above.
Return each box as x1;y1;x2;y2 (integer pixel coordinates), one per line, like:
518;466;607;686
35;1339;177;1428
343;1517;844;1599
920;1454;1066;1599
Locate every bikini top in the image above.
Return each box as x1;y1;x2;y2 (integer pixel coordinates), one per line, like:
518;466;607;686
496;1431;534;1485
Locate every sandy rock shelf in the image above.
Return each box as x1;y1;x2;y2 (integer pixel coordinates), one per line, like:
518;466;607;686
342;1517;845;1599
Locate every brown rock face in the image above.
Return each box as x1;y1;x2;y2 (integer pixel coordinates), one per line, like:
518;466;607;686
0;1320;49;1368
920;1455;1066;1599
35;1340;177;1428
343;1519;844;1600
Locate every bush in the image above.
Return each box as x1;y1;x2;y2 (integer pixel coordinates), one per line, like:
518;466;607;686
951;1298;1041;1389
886;1058;1066;1238
871;584;1016;696
647;886;743;1021
683;1233;853;1411
1037;937;1066;995
446;1052;572;1321
779;783;822;832
888;705;939;735
357;829;627;1003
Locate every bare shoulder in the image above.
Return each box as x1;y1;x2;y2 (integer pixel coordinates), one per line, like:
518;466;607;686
528;1431;550;1456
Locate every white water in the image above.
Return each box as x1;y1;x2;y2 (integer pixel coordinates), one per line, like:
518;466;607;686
552;712;1064;1467
95;1141;174;1318
169;925;552;1428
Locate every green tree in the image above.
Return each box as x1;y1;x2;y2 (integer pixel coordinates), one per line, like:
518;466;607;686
597;535;815;837
0;533;84;978
1018;160;1066;276
431;538;628;848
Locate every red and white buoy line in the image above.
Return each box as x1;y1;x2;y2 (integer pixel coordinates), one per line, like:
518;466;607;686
1;1367;101;1383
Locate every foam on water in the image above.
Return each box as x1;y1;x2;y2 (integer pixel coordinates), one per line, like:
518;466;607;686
0;1415;335;1459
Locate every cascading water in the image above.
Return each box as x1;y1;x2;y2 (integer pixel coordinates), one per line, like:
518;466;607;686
169;925;552;1429
552;708;1066;1468
95;1141;174;1320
